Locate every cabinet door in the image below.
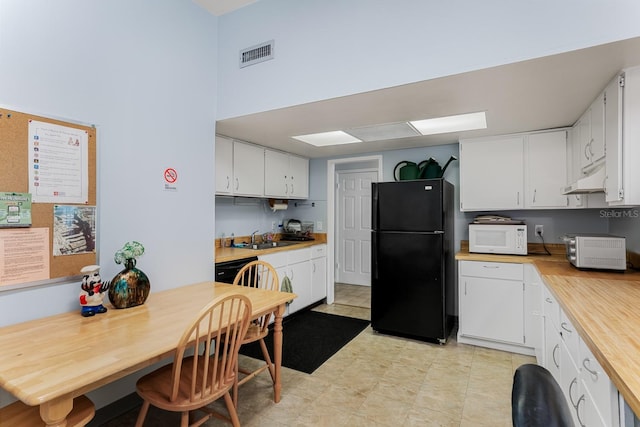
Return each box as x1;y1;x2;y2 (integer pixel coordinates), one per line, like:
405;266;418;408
459;276;524;344
311;255;327;303
287;260;312;315
459;136;524;211
578;110;593;171
215;136;233;194
289;155;309;199
590;92;605;164
605;74;623;203
544;316;562;383
233;141;264;197
264;149;289;198
525;131;569;208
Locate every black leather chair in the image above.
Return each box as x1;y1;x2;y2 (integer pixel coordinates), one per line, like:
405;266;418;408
512;364;574;427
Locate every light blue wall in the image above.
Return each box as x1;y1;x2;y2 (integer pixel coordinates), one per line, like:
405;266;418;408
0;0;218;408
217;0;640;119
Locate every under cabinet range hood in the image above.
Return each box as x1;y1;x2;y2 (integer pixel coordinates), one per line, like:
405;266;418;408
562;163;606;194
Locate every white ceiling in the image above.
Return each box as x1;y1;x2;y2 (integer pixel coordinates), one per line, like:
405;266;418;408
205;1;640;159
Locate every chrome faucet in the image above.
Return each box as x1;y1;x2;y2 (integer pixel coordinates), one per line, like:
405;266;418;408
250;229;260;244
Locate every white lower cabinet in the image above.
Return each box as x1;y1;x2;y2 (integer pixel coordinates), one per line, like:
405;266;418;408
259;244;327;317
542;282;621;427
310;244;327;303
458;261;532;354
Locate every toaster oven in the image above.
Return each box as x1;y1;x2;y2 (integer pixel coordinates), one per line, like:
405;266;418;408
563;234;626;271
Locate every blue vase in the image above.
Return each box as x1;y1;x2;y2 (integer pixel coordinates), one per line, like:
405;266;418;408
108;259;150;309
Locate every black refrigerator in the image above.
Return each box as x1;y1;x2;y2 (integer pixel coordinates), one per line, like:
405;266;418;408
371;178;454;344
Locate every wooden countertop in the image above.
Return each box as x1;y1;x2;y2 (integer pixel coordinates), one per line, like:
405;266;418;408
456;249;640;417
215;240;325;263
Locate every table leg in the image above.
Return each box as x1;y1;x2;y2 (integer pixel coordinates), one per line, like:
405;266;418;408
272;303;285;403
40;395;73;427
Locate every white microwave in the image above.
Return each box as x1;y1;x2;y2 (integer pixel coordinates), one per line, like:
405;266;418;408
469;224;527;255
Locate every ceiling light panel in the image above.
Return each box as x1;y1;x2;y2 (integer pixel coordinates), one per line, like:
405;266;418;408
344;122;420;142
410;112;487;136
292;131;362;146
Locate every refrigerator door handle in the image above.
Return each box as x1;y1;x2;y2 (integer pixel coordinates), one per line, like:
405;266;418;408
434;230;445;234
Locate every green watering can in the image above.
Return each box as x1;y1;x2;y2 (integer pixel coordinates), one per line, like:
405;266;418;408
393;161;422;181
419;155;458;179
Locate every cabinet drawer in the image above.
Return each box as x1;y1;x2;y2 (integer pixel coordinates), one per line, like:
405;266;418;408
287;247;311;264
459;261;524;280
310;244;327;258
543;285;560;330
259;252;288;269
579;339;618;426
559;310;579;363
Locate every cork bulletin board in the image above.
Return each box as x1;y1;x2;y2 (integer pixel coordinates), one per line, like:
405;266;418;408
0;107;97;289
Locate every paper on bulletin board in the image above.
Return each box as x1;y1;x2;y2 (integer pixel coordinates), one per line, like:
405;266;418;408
28;120;89;204
0;192;32;227
0;227;50;287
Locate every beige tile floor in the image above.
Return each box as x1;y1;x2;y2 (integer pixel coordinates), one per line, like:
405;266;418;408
101;283;534;426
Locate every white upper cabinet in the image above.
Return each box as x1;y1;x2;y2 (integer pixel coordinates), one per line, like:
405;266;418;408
264;149;309;199
578;93;605;172
459;135;525;211
215;136;233;195
461;130;574;211
264;150;289;197
232;141;264;197
605;66;640;206
288;154;309;199
525;130;570;208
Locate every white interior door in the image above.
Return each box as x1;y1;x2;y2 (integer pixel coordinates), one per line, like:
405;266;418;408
336;170;376;286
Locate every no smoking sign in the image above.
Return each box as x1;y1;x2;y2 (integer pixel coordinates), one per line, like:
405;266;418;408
163;167;178;191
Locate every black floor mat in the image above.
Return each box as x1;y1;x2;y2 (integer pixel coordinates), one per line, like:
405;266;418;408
239;310;370;374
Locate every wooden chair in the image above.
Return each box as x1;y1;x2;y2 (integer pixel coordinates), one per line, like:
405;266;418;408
134;294;252;427
232;260;279;406
0;395;94;427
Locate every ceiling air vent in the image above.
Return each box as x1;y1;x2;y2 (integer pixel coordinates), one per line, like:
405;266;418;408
240;40;274;68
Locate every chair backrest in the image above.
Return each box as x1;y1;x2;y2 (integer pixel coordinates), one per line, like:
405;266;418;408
233;260;279;332
169;293;252;404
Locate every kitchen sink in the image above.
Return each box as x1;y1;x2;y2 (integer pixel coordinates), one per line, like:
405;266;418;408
248;241;300;250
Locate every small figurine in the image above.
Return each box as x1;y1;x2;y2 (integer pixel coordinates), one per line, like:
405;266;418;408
79;265;109;317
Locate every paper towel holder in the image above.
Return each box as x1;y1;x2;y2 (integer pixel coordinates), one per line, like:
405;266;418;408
268;198;289;212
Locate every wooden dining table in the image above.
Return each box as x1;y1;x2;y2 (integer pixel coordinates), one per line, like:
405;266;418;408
0;281;296;427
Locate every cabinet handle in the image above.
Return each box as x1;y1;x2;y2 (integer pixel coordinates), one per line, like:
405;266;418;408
464;281;467;296
576;394;586;427
545;297;553;304
584;142;590;160
284;183;288;194
552;343;560;368
517;191;520;205
589;139;594;156
560;322;573;334
582;358;598;380
226;176;230;190
291;183;294;194
533;189;536;203
235;177;239;191
566;196;569;206
312;263;316;273
569;377;579;408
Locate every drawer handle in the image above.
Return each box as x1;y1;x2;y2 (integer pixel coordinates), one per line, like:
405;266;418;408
582;359;598;380
569;377;579;408
560;322;573;334
482;265;500;269
552;344;560;368
576;395;586;427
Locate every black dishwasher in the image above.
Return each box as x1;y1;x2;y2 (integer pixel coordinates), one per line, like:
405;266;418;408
215;256;258;284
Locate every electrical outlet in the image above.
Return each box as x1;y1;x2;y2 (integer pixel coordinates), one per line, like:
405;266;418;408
316;221;323;231
535;225;544;237
271;221;276;230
